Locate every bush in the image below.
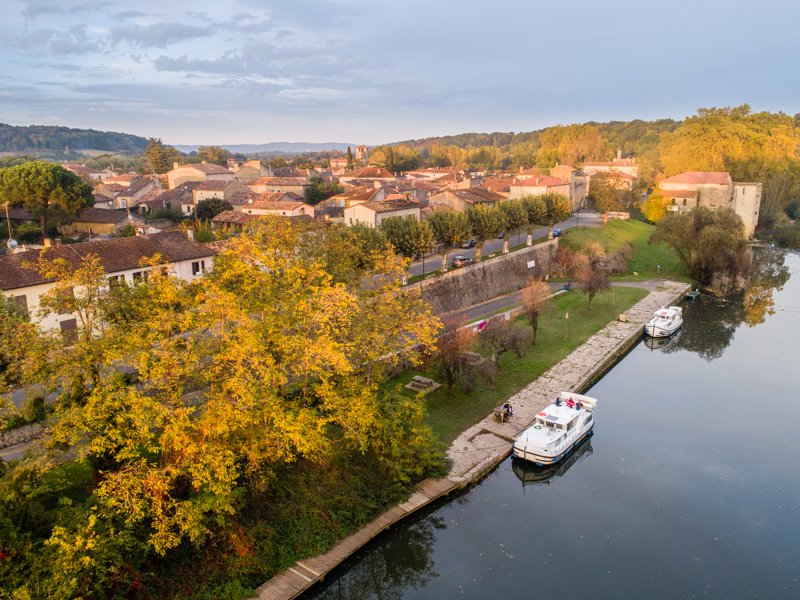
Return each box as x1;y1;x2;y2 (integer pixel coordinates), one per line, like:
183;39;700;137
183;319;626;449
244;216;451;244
21;395;47;423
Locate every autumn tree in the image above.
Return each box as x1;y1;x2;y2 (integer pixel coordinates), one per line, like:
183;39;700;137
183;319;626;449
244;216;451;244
467;203;504;260
305;177;344;204
430;320;476;392
0;161;93;240
536;124;610;167
2;218;442;594
196;145;232;165
428;210;471;271
588;172;624;222
521;280;552;344
642;187;670;222
581;268;611;309
498;199;527;253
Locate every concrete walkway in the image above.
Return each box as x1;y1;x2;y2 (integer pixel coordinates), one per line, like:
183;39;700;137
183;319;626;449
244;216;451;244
253;279;689;600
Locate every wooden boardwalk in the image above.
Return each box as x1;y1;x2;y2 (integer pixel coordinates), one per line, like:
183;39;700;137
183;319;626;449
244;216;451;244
253;281;690;600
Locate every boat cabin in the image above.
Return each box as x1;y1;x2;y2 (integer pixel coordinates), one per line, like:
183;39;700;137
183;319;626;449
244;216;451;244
534;405;589;433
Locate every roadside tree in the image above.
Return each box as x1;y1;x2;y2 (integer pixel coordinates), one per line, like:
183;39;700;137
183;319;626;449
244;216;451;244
430;320;476;392
521;194;546;245
467;203;504;261
428;210;471;271
498;199;527;253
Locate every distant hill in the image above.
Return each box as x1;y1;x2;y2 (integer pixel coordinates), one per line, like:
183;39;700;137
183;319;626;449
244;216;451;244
0;123;149;154
173;142;355;155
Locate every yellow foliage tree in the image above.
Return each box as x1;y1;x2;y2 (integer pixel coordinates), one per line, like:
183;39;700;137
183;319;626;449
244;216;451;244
642;187;670;222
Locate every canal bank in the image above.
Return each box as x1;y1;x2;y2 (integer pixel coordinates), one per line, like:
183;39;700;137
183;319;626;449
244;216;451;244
254;280;690;600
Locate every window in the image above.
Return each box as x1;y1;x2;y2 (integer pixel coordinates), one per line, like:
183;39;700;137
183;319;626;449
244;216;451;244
60;318;78;344
683;198;687;206
13;295;28;316
108;274;125;287
132;270;148;282
191;261;203;275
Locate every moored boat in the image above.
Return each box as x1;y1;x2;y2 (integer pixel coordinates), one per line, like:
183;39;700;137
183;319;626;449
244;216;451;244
513;391;597;466
643;305;683;338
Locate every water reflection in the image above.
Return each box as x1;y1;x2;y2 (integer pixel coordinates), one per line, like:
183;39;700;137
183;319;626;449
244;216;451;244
642;331;680;351
662;247;789;361
311;515;444;600
511;436;593;488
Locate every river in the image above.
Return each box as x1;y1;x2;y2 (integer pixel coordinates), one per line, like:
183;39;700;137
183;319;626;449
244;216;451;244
301;248;800;600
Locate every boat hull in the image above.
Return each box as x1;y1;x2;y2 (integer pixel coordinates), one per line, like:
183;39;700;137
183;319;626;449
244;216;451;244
513;426;594;466
643;323;680;338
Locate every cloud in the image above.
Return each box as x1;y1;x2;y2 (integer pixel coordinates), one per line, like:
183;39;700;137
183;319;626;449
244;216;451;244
109;23;210;48
21;1;105;21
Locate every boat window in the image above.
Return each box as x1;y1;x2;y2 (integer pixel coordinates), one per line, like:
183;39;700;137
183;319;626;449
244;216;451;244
586;414;592;423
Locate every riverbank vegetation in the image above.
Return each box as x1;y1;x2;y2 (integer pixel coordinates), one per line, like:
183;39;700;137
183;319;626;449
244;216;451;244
560;220;688;281
393;286;647;444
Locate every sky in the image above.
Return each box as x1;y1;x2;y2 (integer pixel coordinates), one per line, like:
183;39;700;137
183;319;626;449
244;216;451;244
1;0;799;146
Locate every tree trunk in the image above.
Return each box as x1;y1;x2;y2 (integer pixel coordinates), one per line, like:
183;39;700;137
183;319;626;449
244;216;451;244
474;242;483;261
526;228;533;246
602;211;608;224
502;238;510;254
40;215;49;242
441;249;449;272
547;222;554;239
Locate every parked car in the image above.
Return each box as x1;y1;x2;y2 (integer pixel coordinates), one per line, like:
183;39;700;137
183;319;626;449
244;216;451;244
551;228;562;238
451;255;473;268
461;238;476;249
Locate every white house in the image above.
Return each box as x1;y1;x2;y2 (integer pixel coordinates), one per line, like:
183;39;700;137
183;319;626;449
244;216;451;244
0;232;214;332
509;176;571;200
344;198;421;228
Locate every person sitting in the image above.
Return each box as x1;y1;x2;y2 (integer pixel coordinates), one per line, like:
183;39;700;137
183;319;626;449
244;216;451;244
566;398;575;408
502;403;513;417
555;397;562;406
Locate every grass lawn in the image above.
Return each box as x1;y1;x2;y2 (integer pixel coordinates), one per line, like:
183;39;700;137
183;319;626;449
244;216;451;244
389;286;647;445
561;219;690;282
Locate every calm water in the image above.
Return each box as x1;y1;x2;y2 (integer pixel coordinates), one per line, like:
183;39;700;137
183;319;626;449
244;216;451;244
304;249;800;600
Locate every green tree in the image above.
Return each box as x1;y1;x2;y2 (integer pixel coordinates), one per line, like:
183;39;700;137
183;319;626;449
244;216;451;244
428;210;471;271
144;137;171;174
380;216;434;282
305;177;344;205
194;197;232;221
651;206;750;291
0;161;93;240
527;193;572;239
521;194;547;246
497;199;527;253
466;203;504;260
346;146;354;170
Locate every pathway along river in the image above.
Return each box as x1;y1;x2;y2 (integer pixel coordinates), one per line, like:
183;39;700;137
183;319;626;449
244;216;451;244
302;248;800;600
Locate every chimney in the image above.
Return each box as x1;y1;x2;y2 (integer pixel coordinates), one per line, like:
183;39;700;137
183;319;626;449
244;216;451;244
187;228;195;241
173;162;179;170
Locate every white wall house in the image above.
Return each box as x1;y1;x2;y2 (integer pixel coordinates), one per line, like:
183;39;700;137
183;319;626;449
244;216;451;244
0;232;214;332
344;198;421;228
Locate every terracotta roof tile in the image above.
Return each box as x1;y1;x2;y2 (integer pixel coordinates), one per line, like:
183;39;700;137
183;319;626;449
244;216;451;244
660;171;732;185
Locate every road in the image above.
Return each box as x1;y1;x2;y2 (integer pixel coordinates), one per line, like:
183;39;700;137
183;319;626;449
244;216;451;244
409;210;603;276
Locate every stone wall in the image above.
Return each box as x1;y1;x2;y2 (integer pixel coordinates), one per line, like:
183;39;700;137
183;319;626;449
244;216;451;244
407;240;558;315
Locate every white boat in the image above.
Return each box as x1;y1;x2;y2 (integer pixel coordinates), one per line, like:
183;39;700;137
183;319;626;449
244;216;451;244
643;305;683;338
513;392;597;466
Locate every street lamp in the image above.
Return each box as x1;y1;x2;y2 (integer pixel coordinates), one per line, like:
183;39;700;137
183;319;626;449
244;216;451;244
3;202;18;251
